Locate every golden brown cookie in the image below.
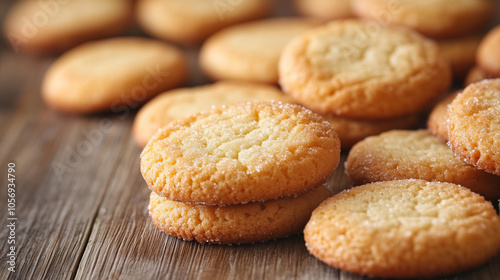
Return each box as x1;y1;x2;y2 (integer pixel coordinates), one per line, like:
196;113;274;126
140;101;341;205
351;0;496;38
149;185;331;244
448;79;500;176
294;0;353;20
345;130;500;200
427;91;459;141
133;81;295;148
200;18;321;84
304;179;500;278
3;0;132;55
323;113;421;148
437;34;483;80
279;20;451;119
42;37;188;114
477;25;500;77
465;65;497;86
135;0;272;45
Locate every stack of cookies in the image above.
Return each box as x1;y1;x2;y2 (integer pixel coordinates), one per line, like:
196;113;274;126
351;0;497;82
140;101;341;244
278;19;450;148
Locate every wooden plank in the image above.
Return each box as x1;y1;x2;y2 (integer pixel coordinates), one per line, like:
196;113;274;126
0;49;136;279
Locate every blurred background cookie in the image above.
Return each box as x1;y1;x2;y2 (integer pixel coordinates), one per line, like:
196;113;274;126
200;17;321;84
294;0;353;21
3;0;133;55
477;25;500;78
427;91;460;141
322;113;421;149
42;37;188;114
135;0;272;45
351;0;496;38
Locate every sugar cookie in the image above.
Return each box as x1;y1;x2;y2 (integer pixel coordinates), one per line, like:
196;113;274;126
448;79;500;175
3;0;132;55
294;0;353;20
323;113;420;148
351;0;496;38
140;101;341;205
345;130;500;200
427;92;459;141
477;25;500;77
149;185;331;244
42;37;188;114
465;66;496;86
136;0;272;45
133;82;294;148
304;179;500;278
200;18;321;84
279;20;451;119
437;34;482;80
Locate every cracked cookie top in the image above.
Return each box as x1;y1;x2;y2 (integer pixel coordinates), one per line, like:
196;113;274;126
304;179;500;278
279;20;451;119
140;101;341;205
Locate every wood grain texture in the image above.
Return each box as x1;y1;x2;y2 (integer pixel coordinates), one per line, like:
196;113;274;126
1;0;500;279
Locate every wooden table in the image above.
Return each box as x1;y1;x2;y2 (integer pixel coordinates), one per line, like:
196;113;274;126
1;1;500;279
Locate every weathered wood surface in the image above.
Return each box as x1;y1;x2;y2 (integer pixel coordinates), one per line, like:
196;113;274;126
1;1;500;279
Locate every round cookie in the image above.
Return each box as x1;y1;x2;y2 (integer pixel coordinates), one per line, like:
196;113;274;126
133;81;295;148
279;20;451;119
323;113;421;148
345;130;500;200
200;18;322;84
149;185;331;244
140;101;341;205
304;179;500;278
135;0;272;45
448;79;500;176
42;37;188;114
351;0;496;38
437;35;483;80
294;0;353;20
427;91;459;141
465;66;497;86
477;25;500;77
3;0;132;55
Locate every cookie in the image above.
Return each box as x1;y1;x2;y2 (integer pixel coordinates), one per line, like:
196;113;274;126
304;179;500;278
149;185;331;244
351;0;496;38
448;79;500;176
140;101;341;205
345;130;500;200
477;25;500;77
323;113;420;148
427;91;459;141
437;34;483;80
133;81;295;148
465;66;496;86
42;37;188;114
294;0;353;20
200;18;321;84
135;0;272;45
3;0;132;55
279;20;451;119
